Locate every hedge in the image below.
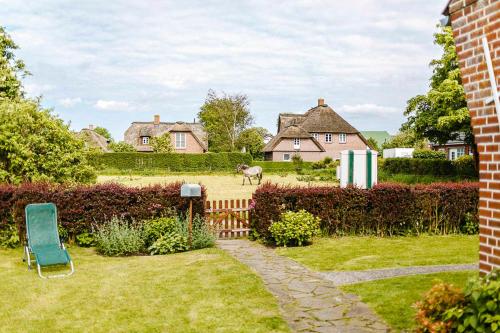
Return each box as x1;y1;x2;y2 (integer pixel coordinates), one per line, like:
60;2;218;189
87;152;253;172
252;161;313;172
251;182;478;240
382;156;476;177
413;149;447;159
0;182;206;241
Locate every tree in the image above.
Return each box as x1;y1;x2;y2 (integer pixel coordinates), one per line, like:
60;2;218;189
236;127;270;159
0;100;96;184
381;130;427;150
109;141;135;152
198;90;253;152
0;26;29;101
366;137;380;151
150;133;174;153
401;26;471;146
94;126;112;141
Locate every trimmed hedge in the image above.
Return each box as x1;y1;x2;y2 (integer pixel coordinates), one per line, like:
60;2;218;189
251;182;478;240
252;161;313;172
382;157;476;177
87;152;253;172
0;182;206;241
413;149;446;159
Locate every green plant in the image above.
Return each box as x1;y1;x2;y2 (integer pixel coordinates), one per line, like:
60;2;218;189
453;155;476;178
296;175;316;182
0;224;20;248
94;217;145;256
148;232;188;255
461;212;478;235
269;210;320;247
190;215;216;250
414;282;465;333
76;232;95;247
143;216;178;247
413;149;447;160
58;225;69;243
291;154;304;174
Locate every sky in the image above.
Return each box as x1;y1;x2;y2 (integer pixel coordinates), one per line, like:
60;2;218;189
1;0;448;141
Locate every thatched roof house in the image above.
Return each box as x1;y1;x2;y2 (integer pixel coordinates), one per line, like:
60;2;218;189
77;126;111;152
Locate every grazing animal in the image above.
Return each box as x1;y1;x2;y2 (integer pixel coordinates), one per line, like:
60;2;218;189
236;164;263;185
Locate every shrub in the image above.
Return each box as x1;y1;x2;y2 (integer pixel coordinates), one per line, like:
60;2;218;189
94;217;145;256
108;141;135;152
413;149;447;160
414;282;465;333
269;210;320;247
452;155;476;178
251;182;478;240
143;216;178;247
291;154;304;174
382;158;454;176
190;214;216;250
76;232;95;247
148;232;188;255
0;224;19;248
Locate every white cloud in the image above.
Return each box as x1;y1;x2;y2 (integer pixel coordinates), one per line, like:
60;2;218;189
338;104;400;115
23;83;54;97
94;100;130;111
58;97;82;107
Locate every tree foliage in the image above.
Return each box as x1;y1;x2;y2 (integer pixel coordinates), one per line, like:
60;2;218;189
401;26;471;145
0;100;96;184
198;90;253;152
94;126;112;141
381;131;427;150
150;133;174;153
0;27;29;101
108;141;136;152
236;127;269;159
366;137;380;151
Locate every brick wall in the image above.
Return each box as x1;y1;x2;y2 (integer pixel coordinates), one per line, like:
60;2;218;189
446;0;500;274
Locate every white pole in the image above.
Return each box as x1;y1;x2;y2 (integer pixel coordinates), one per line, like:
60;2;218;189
482;37;500;124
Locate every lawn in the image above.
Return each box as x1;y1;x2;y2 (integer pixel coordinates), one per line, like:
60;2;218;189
276;235;478;271
98;174;337;201
0;247;289;333
341;270;477;332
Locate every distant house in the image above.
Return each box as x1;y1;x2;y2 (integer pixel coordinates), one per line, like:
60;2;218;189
124;115;208;153
78;125;111;152
360;131;392;148
429;133;473;161
263;99;369;161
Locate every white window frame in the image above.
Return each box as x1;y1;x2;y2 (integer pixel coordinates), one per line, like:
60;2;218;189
312;133;320;141
283;153;291;161
457;147;465;158
325;133;332;143
339;133;347;144
142;136;150;145
175;132;186;149
293;138;300;149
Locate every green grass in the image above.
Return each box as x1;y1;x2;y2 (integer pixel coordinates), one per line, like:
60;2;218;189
0;247;289;333
98;174;338;201
341;271;477;332
378;170;477;184
276;235;478;271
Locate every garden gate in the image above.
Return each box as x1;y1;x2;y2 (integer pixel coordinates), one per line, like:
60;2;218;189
205;199;252;238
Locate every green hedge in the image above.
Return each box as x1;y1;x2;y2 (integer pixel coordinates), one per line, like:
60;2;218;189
88;152;253;172
252;161;312;172
413;149;446;159
382;156;476;177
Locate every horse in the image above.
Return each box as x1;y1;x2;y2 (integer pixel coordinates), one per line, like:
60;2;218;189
236;164;263;185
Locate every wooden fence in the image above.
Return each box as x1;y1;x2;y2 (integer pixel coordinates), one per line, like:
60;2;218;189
205;199;252;238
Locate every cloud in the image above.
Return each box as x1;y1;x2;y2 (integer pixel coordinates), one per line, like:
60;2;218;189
94;100;130;111
58;97;82;107
23;83;54;97
338;104;401;115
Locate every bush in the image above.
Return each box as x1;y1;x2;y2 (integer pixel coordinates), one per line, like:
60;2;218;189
190;214;216;250
269;210;320;246
143;216;178;247
148;232;188;255
108;141;135;152
382;157;477;178
452;155;476;178
0;224;19;248
251;182;478;240
413;149;447;159
291;154;304;174
94;217;145;256
76;232;95;247
0;182;206;242
311;157;337;170
87;152;252;172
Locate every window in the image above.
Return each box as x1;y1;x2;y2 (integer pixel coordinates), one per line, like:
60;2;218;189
293;138;300;149
283;153;291;161
312;133;320;140
142;136;150;145
175;132;186;149
339;133;347;144
325;133;332;143
457;147;465;158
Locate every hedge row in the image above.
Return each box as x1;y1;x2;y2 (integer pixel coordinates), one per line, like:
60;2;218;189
252;161;313;172
412;149;446;159
251;182;478;240
87;152;253;172
0;182;206;240
381;157;476;177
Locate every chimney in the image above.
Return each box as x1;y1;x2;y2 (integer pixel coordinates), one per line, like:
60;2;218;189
318;98;325;106
88;124;95;130
154;114;160;125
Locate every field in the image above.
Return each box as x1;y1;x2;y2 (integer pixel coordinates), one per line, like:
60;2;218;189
0;247;289;333
98;174;337;200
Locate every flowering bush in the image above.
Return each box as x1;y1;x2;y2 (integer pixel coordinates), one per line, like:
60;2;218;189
269;210;320;247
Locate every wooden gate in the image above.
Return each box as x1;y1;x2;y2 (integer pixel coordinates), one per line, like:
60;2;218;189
205;199;252;238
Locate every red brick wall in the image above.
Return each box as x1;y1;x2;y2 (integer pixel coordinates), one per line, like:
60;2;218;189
447;0;500;274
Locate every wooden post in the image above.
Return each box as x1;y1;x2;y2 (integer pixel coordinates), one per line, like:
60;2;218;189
188;199;193;247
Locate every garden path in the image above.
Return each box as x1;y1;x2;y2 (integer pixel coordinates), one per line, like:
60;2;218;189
217;239;389;333
321;264;476;286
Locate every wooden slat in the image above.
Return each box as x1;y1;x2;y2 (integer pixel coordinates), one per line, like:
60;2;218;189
230;199;235;238
235;199;241;238
204;198;252;239
224;200;229;238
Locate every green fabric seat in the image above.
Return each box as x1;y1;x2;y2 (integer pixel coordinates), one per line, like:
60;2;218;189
24;203;74;278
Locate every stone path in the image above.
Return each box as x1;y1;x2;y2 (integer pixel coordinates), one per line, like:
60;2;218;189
321;264;477;286
217;240;389;333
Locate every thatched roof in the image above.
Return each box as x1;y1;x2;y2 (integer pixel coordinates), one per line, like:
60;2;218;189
78;129;111;152
263;125;325;152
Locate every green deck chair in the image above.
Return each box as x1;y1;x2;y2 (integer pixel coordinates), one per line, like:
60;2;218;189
24;203;74;279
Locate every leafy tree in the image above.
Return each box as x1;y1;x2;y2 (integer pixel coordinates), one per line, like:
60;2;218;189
93;126;113;141
236;127;270;159
381;130;427;150
0;100;96;184
366;137;380;151
109;141;136;152
198;90;253;152
401;26;471;146
0;26;29;101
150;133;174;153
